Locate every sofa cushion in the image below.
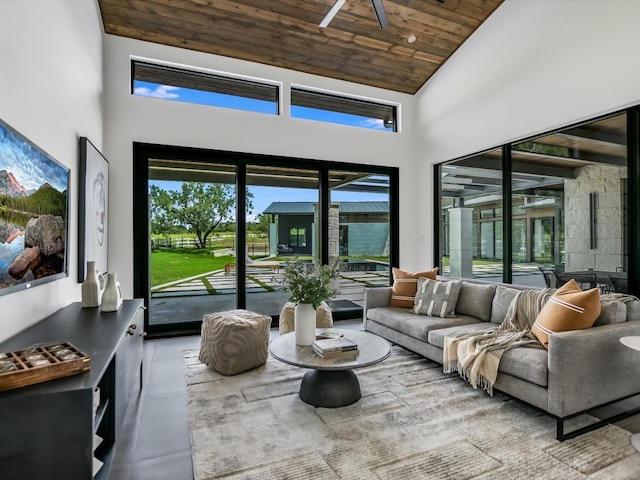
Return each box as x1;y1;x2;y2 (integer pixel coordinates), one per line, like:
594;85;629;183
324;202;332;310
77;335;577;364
593;301;627;327
627;301;640;322
429;325;548;387
427;323;494;348
389;267;438;308
412;278;462;318
366;307;481;342
531;279;601;349
456;282;497;322
490;286;521;324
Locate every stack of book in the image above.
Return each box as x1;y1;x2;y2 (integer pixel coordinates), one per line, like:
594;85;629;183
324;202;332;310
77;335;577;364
312;337;359;358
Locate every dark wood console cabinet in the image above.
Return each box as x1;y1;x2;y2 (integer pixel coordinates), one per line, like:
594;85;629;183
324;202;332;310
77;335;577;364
0;299;144;480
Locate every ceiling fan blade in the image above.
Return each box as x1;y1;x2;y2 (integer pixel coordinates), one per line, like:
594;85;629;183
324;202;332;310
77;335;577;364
319;0;347;28
371;0;389;29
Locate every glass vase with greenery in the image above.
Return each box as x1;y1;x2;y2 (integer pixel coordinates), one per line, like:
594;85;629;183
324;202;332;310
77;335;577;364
282;260;338;309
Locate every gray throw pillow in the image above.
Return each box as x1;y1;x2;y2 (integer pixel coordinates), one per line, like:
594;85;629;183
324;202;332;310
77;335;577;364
490;286;521;324
456;282;497;322
593;301;627;326
412;278;462;318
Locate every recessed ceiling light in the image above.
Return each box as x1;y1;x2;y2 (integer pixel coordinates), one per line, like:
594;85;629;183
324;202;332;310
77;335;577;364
407;35;417;44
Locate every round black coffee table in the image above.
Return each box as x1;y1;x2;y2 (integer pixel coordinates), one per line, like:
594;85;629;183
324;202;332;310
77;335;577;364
269;329;391;408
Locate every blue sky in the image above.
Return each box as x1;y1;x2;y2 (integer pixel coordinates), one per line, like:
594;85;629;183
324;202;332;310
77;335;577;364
0;123;68;192
133;81;390;131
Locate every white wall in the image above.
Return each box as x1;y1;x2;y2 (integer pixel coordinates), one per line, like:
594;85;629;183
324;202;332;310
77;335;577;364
415;0;640;267
102;35;421;297
0;1;103;341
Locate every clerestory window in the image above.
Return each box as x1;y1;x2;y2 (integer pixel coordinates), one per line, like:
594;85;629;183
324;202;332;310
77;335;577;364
131;60;280;115
290;86;398;132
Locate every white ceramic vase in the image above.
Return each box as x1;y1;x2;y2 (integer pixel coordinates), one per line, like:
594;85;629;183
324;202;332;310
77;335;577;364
81;261;105;308
294;303;316;346
101;272;123;312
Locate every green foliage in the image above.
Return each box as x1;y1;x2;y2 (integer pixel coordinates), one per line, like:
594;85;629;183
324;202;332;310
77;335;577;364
149;182;254;249
282;260;338;309
513;141;569;157
0;185;66;224
247;213;270;236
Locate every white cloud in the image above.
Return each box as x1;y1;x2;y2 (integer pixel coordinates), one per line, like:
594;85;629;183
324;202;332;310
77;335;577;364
360;118;385;130
134;85;180;99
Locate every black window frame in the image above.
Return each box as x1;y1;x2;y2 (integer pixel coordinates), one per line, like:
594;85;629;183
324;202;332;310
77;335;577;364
291;86;398;132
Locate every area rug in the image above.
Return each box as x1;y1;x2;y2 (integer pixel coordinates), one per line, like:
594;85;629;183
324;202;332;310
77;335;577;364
184;345;640;479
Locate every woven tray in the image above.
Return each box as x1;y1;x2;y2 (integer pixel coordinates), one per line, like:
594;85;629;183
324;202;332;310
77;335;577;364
0;342;91;392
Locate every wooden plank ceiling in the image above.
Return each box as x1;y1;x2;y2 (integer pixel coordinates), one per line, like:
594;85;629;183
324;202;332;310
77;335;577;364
97;0;504;94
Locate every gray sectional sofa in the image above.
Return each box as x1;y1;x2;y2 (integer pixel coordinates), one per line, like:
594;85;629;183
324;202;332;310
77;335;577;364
363;277;640;439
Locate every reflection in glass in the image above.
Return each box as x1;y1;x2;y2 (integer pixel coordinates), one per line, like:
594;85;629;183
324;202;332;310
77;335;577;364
440;149;504;281
246;166;319;317
329;171;391;314
512;112;626;291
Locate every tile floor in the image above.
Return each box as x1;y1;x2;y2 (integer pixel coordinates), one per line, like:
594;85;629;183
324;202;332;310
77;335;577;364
107;320;362;480
107;320;640;480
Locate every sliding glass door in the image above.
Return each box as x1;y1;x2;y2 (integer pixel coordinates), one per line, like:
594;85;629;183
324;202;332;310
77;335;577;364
329;170;391;315
244;165;319;317
145;158;237;330
134;145;399;336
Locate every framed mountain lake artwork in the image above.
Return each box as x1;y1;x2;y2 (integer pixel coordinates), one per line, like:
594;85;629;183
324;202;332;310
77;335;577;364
0;118;70;296
78;137;108;282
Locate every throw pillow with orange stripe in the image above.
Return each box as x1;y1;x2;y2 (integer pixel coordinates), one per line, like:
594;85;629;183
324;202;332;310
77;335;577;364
531;279;601;349
389;267;438;308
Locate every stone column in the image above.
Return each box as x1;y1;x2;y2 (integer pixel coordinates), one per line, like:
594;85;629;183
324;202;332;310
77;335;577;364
449;208;473;278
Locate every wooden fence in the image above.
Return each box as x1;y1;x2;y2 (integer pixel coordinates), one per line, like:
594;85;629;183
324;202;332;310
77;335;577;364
151;237;269;255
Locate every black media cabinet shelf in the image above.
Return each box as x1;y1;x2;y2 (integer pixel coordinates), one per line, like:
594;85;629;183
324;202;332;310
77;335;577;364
0;299;144;480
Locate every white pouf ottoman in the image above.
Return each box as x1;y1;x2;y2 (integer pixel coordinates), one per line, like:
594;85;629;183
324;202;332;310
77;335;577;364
278;301;333;335
199;309;271;376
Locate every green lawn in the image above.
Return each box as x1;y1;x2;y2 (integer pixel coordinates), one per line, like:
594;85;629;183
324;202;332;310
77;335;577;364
151;248;392;288
151;248;234;287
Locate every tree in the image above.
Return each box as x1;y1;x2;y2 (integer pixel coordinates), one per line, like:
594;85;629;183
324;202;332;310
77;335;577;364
149;185;176;240
248;213;271;236
149;182;253;248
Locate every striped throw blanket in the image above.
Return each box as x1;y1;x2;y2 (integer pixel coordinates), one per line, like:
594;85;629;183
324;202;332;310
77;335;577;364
443;288;554;395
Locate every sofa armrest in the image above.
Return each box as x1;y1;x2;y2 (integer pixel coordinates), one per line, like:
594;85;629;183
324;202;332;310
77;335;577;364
547;321;640;417
363;287;392;330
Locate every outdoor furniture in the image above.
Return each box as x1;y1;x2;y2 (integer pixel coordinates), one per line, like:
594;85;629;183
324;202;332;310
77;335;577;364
198;309;271;376
610;275;628;293
224;251;280;275
556;272;597;290
538;266;558;288
224;262;280;275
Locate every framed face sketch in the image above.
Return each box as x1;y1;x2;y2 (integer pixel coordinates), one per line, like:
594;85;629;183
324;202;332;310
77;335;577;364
78;137;108;282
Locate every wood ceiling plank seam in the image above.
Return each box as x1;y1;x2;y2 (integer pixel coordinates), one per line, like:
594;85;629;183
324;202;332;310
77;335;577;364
97;0;504;93
113;0;459;63
351;1;475;39
104;8;432;82
329;1;471;47
108;0;437;71
393;0;498;27
109;25;419;93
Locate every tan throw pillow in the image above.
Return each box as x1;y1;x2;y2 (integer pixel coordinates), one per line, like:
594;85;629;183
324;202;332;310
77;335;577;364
531;279;601;349
389;267;439;308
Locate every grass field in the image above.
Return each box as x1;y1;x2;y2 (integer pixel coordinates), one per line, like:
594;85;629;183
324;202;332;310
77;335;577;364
151;248;234;287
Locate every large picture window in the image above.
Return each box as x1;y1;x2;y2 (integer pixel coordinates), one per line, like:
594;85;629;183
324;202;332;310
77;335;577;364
134;145;399;336
436;110;629;293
